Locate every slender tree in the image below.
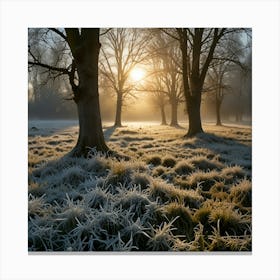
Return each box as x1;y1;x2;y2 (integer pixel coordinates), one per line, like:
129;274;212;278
144;70;168;125
146;32;184;126
210;30;252;124
206;63;231;125
28;28;109;156
99;28;150;127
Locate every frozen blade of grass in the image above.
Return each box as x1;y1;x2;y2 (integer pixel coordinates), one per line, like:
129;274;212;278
106;232;138;251
146;217;179;251
208;220;251;251
174;223;207;251
29;216;63;251
28;194;47;218
83;186;111;209
161;202;194;240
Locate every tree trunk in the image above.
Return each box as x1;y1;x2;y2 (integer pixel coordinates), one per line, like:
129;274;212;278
186;95;203;137
114;92;122;127
170;99;179;127
71;92;109;156
66;28;109;156
160;105;167;125
177;28;223;138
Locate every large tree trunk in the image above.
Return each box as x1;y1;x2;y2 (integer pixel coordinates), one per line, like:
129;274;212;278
179;30;203;137
177;28;223;138
66;28;109;157
114;92;122;127
160;105;167;125
170;99;179;127
186;95;203;137
72;92;108;156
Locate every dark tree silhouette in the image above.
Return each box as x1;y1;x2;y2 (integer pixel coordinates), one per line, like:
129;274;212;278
29;28;109;156
175;28;227;136
144;31;183;126
206;63;231;126
99;28;150;127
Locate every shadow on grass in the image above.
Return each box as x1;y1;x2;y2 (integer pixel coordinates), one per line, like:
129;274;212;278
103;125;117;141
183;132;252;172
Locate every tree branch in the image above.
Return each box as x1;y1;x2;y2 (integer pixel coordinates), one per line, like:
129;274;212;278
28;61;70;74
49;28;67;41
100;28;112;36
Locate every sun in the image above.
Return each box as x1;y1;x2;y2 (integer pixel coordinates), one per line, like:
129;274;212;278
130;68;145;82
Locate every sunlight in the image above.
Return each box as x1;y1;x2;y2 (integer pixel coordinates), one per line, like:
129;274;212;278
130;68;145;82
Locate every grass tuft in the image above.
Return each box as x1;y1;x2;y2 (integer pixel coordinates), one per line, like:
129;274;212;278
229;179;252;207
161;202;194;240
162;155;177;168
174;160;194;175
146;155;162;166
190;155;224;171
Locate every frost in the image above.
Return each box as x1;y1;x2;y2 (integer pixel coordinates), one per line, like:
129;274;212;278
28;121;252;251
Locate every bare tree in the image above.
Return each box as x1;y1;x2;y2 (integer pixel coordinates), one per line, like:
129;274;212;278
144;31;184;126
206;62;232;126
157;37;184;127
144;68;168;125
230;58;252;123
209;30;252;124
28;28;109;156
173;28;228;136
99;28;150;127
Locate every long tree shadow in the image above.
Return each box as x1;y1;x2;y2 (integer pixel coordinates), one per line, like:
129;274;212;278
183;131;252;174
103;125;117;141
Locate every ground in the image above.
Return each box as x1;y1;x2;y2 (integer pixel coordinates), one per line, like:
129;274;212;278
28;121;252;251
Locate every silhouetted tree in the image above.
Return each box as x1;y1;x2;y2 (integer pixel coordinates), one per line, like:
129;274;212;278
206;63;231;125
28;28;109;156
144;69;168;125
99;28;150;127
145;31;183;126
174;28;228;136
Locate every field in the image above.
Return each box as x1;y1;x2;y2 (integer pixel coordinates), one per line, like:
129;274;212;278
28;121;252;252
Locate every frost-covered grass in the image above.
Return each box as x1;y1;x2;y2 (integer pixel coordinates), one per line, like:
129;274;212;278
28;121;252;252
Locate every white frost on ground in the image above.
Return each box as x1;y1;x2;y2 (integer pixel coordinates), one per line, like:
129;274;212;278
28;121;252;252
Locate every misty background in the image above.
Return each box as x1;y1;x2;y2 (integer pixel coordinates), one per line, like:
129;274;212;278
28;28;251;125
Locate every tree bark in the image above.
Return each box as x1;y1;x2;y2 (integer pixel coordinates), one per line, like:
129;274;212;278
66;28;109;156
186;95;203;137
114;92;123;127
177;28;224;138
72;93;109;156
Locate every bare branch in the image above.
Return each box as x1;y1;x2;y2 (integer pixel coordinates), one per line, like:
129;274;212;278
48;28;67;41
100;28;112;36
28;60;70;75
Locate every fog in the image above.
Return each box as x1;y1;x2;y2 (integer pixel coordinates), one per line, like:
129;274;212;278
28;81;251;124
28;28;252;125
